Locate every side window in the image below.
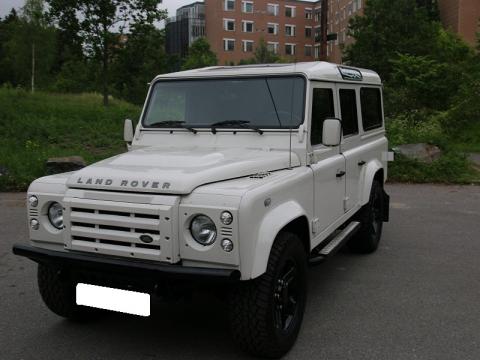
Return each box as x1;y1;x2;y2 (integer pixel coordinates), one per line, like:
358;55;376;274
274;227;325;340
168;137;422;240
339;89;359;136
360;87;383;131
311;88;335;145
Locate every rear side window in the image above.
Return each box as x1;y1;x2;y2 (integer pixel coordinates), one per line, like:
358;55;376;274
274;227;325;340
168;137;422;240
360;88;383;131
311;88;335;145
339;89;359;136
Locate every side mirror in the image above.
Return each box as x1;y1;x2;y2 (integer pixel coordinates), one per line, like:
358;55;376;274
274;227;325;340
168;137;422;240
124;119;134;143
322;118;342;146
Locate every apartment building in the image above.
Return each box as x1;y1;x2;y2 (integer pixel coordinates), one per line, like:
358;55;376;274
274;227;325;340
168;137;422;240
167;0;479;65
438;0;480;47
326;0;363;63
204;0;328;64
166;2;206;57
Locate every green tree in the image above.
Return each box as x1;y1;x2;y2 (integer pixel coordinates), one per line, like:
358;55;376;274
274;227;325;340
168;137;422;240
0;9;19;85
344;0;439;80
1;1;56;90
253;38;280;64
237;38;281;65
46;0;166;105
181;37;217;70
112;25;174;104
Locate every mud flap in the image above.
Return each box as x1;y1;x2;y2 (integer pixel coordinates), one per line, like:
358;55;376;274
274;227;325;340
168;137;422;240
382;190;390;222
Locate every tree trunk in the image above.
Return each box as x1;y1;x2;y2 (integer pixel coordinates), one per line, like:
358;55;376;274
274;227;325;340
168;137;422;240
31;42;35;93
102;39;109;106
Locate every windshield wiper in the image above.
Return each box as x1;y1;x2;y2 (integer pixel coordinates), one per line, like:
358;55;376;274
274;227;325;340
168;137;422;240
147;120;197;134
210;120;264;135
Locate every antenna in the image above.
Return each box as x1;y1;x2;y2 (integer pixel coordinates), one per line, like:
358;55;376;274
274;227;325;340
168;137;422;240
288;61;297;169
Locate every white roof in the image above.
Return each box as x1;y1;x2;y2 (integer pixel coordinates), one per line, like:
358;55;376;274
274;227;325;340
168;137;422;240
154;62;382;85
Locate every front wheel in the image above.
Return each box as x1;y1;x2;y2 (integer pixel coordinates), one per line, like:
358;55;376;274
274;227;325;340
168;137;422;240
228;232;307;358
37;264;100;320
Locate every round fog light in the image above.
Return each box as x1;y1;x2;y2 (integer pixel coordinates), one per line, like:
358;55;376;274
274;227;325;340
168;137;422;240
28;195;38;207
221;239;234;252
220;211;233;225
30;218;39;230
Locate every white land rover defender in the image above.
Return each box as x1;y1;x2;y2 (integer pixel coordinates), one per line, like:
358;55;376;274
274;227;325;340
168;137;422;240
14;62;390;358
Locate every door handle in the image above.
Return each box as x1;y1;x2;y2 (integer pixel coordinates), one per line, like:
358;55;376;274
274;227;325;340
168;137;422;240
336;170;346;178
358;160;366;166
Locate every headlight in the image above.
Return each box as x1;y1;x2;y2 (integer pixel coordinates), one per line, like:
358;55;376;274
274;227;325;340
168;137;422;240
190;215;217;246
48;202;64;229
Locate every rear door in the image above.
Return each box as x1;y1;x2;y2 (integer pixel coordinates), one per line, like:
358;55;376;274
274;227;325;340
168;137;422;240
337;85;362;211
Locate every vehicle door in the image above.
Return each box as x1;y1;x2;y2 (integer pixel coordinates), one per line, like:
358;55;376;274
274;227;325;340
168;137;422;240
337;85;362;211
309;83;346;235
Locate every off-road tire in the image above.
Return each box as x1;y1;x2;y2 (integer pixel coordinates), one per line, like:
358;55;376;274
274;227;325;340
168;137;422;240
37;263;99;320
349;180;384;253
228;232;307;358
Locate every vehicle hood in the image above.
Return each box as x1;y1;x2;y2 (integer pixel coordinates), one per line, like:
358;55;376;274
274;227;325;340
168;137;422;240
67;147;300;194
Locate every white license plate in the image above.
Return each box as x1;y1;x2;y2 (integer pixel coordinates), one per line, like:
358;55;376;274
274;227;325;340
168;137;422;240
76;283;150;317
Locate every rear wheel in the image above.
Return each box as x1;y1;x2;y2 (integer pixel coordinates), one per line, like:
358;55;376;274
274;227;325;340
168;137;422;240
349;180;385;253
228;232;307;358
37;264;100;320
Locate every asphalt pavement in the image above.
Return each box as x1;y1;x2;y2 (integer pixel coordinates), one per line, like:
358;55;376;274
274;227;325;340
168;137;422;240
1;184;479;360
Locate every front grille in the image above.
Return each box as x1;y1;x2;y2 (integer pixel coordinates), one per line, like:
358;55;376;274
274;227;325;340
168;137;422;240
64;197;176;262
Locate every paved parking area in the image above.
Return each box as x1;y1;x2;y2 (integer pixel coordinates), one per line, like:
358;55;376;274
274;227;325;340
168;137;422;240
1;184;479;359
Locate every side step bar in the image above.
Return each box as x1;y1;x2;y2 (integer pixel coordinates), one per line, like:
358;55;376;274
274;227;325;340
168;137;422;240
309;221;361;265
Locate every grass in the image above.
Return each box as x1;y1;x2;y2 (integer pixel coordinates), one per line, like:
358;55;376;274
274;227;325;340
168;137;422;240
0;88;141;191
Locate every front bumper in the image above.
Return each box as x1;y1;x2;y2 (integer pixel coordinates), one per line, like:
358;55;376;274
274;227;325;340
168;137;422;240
13;244;240;288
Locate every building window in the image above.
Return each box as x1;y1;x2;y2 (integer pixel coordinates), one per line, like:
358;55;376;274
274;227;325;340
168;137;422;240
267;23;279;35
315;26;321;42
267;42;279;54
225;0;235;11
285;25;296;37
305;45;312;57
305;26;312;38
242;1;253;13
224;38;235;51
243;40;254;52
223;19;235;31
285;6;296;18
353;0;362;12
242;20;254;33
314;8;321;22
305;9;313;19
314;45;321;59
285;43;296;55
347;3;353;16
267;3;279;16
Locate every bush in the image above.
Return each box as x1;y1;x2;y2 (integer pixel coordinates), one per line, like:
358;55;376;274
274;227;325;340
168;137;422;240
389;152;478;184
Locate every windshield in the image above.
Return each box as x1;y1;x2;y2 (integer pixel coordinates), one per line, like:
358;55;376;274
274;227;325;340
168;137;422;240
142;76;306;129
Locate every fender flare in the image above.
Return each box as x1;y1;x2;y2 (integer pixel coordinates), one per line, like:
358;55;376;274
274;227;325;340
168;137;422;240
250;201;308;279
360;159;384;206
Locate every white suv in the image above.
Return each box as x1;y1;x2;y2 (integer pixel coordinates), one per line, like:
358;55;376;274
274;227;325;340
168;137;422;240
14;62;390;358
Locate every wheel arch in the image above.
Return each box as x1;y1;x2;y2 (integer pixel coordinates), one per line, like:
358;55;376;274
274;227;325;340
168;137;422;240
250;201;310;279
360;160;384;206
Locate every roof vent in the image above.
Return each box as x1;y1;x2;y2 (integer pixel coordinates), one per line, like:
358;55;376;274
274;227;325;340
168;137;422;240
250;171;271;179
